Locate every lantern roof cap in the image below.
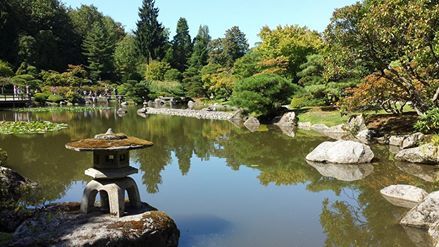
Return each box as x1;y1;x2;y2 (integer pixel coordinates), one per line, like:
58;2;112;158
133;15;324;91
65;129;153;152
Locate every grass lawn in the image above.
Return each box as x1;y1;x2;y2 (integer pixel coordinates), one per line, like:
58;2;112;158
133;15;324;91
295;106;419;132
296;108;349;126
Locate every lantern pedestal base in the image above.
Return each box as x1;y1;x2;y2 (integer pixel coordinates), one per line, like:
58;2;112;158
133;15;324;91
85;166;138;179
80;177;141;217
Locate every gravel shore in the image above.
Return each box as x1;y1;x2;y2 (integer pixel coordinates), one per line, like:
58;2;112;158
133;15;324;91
144;107;234;121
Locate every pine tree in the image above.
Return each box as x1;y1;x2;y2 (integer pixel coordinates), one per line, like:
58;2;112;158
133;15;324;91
183;25;211;97
223;26;249;67
134;0;167;63
189;25;211;68
170;18;192;71
82;20;114;81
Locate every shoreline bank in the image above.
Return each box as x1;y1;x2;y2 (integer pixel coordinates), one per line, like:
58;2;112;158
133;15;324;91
144;107;235;121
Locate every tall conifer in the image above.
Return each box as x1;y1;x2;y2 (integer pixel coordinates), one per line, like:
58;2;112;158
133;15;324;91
82;20;114;81
171;18;192;71
134;0;167;63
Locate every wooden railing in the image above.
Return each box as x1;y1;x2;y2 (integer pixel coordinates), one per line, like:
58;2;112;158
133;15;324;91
0;94;31;102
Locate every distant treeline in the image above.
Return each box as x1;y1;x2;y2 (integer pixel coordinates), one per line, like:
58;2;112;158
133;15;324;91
0;0;438;118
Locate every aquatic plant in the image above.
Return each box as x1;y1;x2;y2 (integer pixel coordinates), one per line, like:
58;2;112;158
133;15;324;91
0;121;68;135
13;106;111;113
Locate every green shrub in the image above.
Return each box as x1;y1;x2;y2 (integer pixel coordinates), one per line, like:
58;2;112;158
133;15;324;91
148;80;184;99
230;74;297;117
33;92;49;104
47;94;64;103
145;60;171;81
0;60;13;77
164;69;182;81
65;90;82;103
415;108;439;133
126;81;150;104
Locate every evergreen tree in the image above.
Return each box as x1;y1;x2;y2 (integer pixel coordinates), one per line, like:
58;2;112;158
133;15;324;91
134;0;167;63
223;26;249;67
183;25;211;97
82;20;114;81
171;18;192;72
189;25;211;68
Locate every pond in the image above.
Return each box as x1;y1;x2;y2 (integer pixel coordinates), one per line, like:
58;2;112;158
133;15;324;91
0;107;437;247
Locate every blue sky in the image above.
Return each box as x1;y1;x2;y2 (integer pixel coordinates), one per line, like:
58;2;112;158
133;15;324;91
62;0;358;46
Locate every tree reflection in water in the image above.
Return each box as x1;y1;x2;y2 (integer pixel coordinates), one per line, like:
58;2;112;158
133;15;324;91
0;108;437;245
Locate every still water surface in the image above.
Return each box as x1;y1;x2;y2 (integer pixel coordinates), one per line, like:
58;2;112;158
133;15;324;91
0;108;437;247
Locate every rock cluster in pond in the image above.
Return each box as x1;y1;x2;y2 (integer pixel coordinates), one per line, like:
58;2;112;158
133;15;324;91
306;161;373;181
306;140;374;164
11;202;180;247
396;144;439;164
380;185;428;208
381;185;439;246
401;191;439;231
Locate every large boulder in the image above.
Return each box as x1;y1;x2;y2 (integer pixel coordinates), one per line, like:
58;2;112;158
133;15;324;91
306;140;374;164
0;166;36;203
187;100;195;110
401;191;439;229
12;202;180;247
275;112;297;127
402;132;425;149
1;166;37;232
396;144;439;164
306;161;373;181
380;185;428;208
244;117;260;132
389;135;406;147
390;133;425;149
356;129;374;143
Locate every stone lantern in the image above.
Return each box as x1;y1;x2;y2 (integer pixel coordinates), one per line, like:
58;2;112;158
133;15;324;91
66;129;153;217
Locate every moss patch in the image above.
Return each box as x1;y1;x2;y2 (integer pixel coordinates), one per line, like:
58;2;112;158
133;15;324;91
66;136;153;151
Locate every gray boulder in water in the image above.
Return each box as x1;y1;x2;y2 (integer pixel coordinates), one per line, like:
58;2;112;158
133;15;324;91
244;117;260;132
401;191;439;230
380;185;428;208
306;140;374;164
275;112;297;127
396;144;439;164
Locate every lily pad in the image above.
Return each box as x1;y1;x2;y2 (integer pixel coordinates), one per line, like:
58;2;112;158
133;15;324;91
0;121;68;135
